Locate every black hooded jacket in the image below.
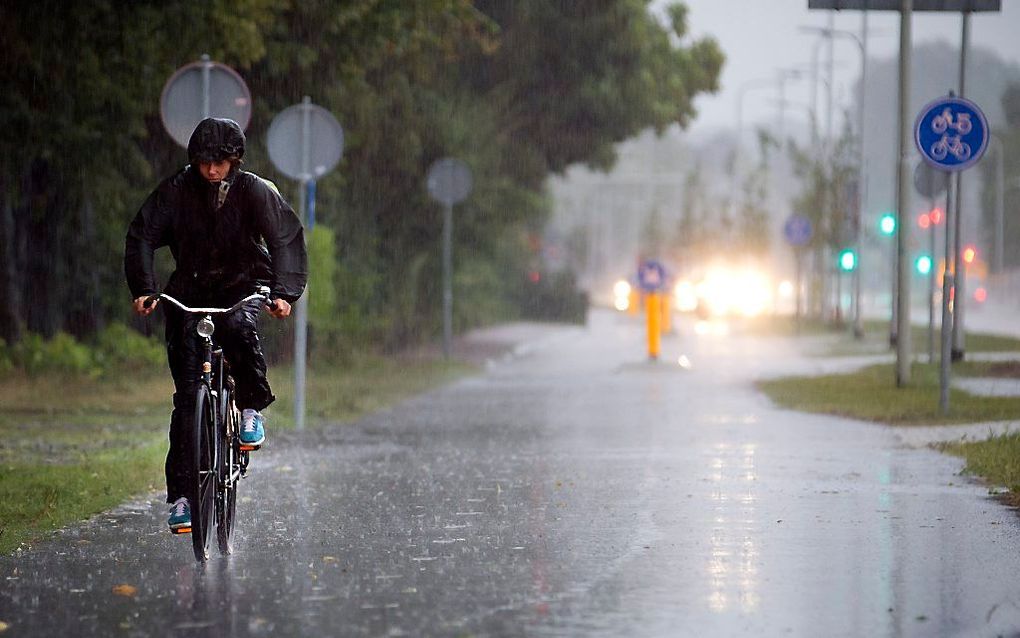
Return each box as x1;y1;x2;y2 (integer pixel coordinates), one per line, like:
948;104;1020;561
124;166;308;305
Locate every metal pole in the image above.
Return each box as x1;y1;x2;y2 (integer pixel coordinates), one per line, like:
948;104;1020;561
826;11;835;146
928;196;937;363
293;96;312;431
294;180;308;430
895;0;913;386
994;136;1004;273
442;202;453;359
824;11;835;324
940;175;957;413
795;249;803;334
951;12;970;362
853;8;869;338
200;54;211;119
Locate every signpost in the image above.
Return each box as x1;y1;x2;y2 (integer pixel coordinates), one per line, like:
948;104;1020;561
914;95;988;414
160;54;252;148
426;157;473;359
914;159;948;364
784;214;813;330
808;0;1000;388
268;97;344;430
637;260;667;361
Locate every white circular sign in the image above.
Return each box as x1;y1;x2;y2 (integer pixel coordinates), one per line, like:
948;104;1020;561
160;57;252;148
427;157;473;206
267;100;344;181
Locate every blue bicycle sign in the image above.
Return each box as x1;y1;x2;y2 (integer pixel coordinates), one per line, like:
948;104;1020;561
637;260;667;293
914;96;988;172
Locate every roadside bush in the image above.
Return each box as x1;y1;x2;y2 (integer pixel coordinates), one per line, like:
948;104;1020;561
516;270;589;325
2;324;164;379
11;332;101;378
0;339;12;375
92;323;165;373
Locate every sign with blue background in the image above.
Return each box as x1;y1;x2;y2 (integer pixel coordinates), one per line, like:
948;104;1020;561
783;214;813;247
914;96;988;172
637;260;667;293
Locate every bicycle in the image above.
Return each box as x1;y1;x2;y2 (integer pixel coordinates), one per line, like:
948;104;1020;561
144;287;277;561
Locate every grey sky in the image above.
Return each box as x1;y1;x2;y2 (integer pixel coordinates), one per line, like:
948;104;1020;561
663;0;1020;135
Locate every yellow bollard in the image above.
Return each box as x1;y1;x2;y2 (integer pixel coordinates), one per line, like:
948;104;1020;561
646;292;662;360
661;292;672;335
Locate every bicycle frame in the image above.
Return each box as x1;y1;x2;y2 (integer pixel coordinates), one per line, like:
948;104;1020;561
145;287;275;559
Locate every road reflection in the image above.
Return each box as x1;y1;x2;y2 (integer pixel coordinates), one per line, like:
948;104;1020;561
706;442;759;614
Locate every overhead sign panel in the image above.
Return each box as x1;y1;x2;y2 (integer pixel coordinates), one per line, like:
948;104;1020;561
808;0;999;10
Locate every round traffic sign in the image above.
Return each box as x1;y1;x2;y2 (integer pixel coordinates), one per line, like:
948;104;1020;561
267;98;344;181
160;56;252;148
783;214;813;247
913;160;948;198
637;260;667;293
914;96;988;172
427;158;473;206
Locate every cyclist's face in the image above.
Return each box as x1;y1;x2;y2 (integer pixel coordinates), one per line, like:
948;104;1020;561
199;159;232;182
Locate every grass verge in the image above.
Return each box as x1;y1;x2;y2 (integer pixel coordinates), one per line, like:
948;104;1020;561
742;316;1020;357
0;352;475;554
756;361;1020;425
938;434;1020;506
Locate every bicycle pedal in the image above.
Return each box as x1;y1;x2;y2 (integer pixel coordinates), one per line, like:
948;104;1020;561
170;526;192;535
238;444;261;452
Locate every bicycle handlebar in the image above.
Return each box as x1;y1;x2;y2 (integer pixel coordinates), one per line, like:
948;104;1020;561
143;288;279;313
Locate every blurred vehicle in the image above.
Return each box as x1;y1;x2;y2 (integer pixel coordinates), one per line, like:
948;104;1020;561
671;261;783;320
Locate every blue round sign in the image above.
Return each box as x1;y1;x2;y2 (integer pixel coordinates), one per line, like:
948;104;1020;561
914;96;988;172
784;214;813;247
637;260;667;293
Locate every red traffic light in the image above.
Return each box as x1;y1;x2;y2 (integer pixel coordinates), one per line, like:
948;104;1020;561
918;213;931;229
929;208;944;225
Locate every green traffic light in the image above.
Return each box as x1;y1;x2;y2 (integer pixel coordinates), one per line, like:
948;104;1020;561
916;255;933;275
838;249;857;272
879;213;896;236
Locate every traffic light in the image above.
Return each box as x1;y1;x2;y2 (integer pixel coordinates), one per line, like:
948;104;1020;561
929;207;944;225
838;248;857;272
918;213;931;229
962;245;977;265
878;213;896;236
916;255;933;275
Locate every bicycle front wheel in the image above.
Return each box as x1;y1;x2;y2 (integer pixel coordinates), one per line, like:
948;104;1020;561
191;384;218;562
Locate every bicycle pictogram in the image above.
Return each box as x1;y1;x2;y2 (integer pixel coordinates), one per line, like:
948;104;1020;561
930;134;971;162
931;107;972;135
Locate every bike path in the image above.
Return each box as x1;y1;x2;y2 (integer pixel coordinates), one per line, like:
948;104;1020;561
3;310;1020;637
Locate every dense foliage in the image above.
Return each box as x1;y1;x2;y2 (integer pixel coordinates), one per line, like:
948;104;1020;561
0;1;721;355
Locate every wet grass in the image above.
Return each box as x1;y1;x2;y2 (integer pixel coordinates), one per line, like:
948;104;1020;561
0;352;475;554
939;434;1020;506
742;316;1020;357
757;361;1020;425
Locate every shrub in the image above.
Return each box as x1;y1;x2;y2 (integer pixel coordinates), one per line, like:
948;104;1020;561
2;324;164;379
11;332;101;378
92;323;165;373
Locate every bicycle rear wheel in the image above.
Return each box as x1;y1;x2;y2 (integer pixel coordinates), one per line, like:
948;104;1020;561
191;384;218;562
217;387;238;555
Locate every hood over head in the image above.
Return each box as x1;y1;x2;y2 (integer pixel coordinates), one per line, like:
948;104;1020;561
187;118;246;164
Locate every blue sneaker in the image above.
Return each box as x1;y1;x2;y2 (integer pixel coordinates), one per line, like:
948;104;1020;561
240;409;266;448
168;497;191;533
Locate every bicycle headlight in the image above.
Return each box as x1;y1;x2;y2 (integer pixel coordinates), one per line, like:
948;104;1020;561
196;316;215;338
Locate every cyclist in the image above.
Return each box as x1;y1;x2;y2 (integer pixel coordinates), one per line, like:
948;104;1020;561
124;117;308;532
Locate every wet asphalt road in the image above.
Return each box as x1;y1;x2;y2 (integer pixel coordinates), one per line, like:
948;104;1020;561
4;309;1020;637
